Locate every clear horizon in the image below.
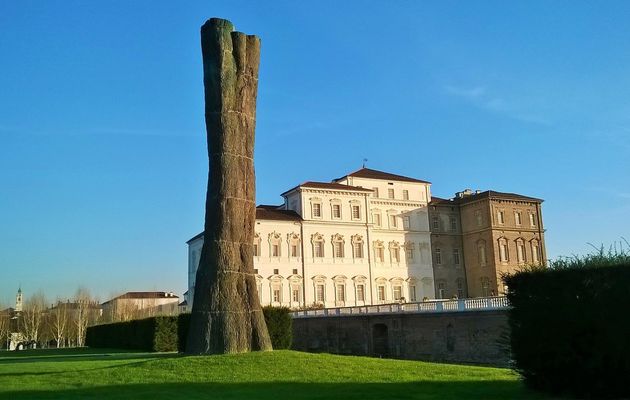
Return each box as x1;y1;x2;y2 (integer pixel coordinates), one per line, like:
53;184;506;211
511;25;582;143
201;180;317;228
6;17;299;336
1;1;629;303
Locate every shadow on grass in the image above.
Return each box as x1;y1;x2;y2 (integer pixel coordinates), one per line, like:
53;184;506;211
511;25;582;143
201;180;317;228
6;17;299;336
0;351;177;365
1;381;554;400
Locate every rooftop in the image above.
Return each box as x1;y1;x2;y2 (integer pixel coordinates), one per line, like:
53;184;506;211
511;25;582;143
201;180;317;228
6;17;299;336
103;291;179;305
335;168;431;184
281;181;374;196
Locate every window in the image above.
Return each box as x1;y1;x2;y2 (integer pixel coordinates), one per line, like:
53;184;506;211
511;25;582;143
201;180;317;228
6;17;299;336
449;216;457;231
351;205;360;220
336;284;345;302
456;279;465;298
437;282;448;299
393;285;402;301
532;241;540;263
432;215;439;230
313;241;324;258
372;187;379;197
316;284;325;303
517;241;526;263
269;232;282;258
312;202;321;218
515;211;522;225
374;242;385;262
272;287;281;303
332;204;341;219
405;244;414;261
409;285;417;302
499;239;509;262
529;213;536;226
475;210;483;227
388;188;395;199
435;248;442;265
403;216;410;229
497;210;505;224
272;243;280;257
292;287;300;302
356;284;365;302
373;213;382;227
352;240;364;259
377;286;386;303
478;241;487;266
453;249;460;265
403;190;409;200
292;268;298;275
391;245;400;263
333;241;344;258
253;242;259;257
389;214;398;229
291;244;299;258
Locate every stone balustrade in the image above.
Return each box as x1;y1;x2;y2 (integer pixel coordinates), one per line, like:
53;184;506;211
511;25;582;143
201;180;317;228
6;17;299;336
291;296;509;318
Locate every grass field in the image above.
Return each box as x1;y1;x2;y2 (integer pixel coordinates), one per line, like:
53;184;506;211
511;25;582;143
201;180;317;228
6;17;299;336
0;348;554;399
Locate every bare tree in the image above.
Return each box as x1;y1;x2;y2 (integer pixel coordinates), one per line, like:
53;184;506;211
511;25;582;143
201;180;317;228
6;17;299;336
74;287;94;347
49;300;68;348
0;308;10;350
21;292;47;343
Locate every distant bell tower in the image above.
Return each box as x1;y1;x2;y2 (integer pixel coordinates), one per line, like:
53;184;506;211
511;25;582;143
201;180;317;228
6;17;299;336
15;287;23;312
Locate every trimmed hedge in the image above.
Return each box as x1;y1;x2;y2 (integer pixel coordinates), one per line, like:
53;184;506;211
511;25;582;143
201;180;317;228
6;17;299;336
87;307;292;352
86;316;179;352
262;306;292;349
503;258;630;399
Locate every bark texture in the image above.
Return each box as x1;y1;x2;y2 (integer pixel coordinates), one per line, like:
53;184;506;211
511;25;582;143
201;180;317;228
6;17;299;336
186;18;272;354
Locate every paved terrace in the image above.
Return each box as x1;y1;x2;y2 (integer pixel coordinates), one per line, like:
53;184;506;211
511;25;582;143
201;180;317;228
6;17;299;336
291;296;510;318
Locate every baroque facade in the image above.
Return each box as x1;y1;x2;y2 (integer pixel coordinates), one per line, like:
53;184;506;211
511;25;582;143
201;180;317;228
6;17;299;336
186;168;547;308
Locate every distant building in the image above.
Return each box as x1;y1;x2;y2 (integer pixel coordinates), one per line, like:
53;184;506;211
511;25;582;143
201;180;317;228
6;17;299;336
101;291;179;321
429;190;546;298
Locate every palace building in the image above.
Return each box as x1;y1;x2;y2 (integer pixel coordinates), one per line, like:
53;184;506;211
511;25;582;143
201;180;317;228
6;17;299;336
185;168;546;308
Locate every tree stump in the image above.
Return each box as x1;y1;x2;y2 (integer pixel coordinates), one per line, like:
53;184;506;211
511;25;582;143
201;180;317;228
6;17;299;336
186;18;272;354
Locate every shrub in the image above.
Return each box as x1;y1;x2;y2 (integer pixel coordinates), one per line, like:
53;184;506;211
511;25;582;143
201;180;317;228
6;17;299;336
503;249;630;398
86;316;179;352
88;307;293;352
262;306;292;349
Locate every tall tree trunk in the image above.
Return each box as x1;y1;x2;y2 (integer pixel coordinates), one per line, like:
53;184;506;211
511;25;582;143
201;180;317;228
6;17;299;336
186;18;272;354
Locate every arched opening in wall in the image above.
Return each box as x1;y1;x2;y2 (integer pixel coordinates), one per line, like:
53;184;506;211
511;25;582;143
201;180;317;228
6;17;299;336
372;323;389;357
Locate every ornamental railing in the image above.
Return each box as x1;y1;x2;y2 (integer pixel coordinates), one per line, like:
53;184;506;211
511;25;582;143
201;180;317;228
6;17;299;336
291;296;509;318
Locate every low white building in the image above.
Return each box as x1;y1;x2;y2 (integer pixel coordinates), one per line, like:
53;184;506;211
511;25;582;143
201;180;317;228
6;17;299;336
187;168;436;309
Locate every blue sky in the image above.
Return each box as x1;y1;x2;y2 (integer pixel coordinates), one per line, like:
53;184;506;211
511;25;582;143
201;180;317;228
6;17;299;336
1;1;629;302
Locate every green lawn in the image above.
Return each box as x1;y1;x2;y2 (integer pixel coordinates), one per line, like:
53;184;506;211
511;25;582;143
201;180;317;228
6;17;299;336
0;349;555;399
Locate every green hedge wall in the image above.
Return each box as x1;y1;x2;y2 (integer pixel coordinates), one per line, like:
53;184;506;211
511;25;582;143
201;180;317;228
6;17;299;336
86;316;179;352
87;307;292;352
503;261;630;399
